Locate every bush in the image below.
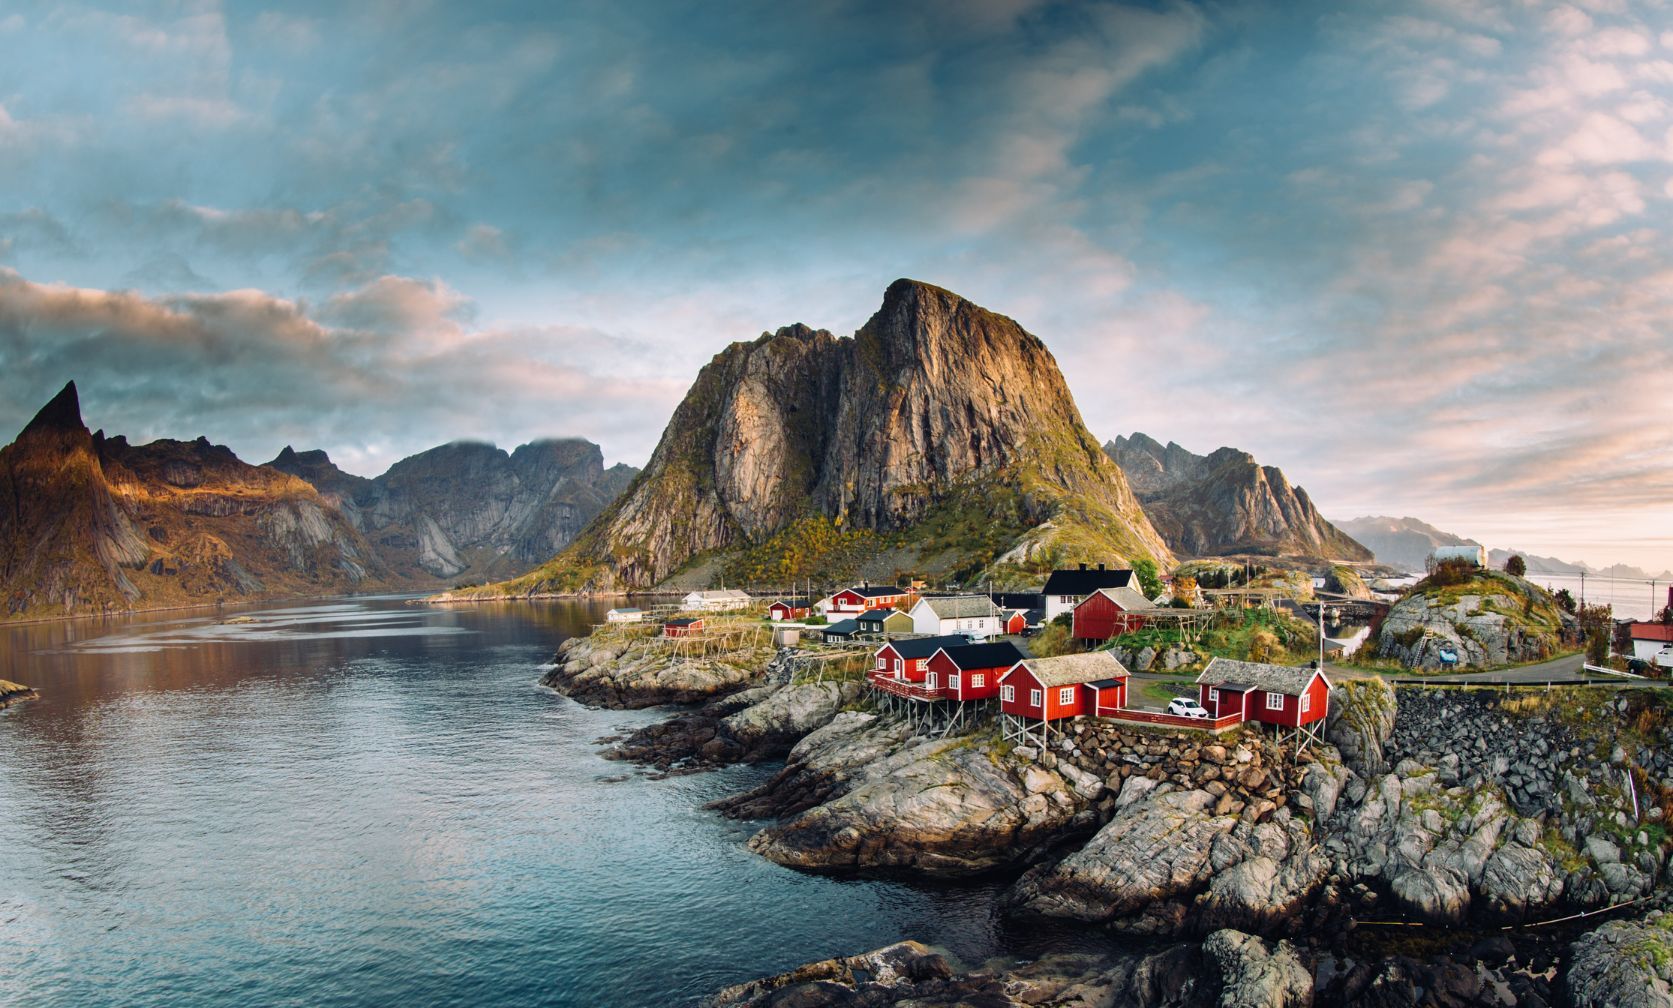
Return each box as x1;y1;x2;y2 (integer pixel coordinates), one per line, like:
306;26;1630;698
1133;558;1163;598
1504;554;1527;577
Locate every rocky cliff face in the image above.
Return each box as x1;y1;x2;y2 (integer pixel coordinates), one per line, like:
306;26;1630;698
0;383;383;619
1334;515;1484;574
1107;434;1371;562
486;280;1171;592
267;439;636;581
1376;569;1571;670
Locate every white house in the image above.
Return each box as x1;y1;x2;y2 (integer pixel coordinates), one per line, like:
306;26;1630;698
908;594;1003;640
1627;622;1673;660
682;589;753;612
1040;564;1137;622
605;607;645;623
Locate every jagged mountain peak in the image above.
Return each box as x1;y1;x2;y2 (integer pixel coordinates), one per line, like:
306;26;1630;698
20;381;87;438
478;280;1170;593
1106;432;1370;562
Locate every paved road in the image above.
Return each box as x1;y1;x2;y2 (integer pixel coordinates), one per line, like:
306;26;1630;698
1330;652;1615;685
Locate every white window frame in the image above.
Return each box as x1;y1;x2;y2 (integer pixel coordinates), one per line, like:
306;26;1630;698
1300;693;1311;714
1059;687;1075;705
1208;687;1219;702
893;658;902;674
948;673;960;690
971;673;984;688
1030;689;1043;706
926;672;937;689
1001;684;1014;702
1265;691;1284;711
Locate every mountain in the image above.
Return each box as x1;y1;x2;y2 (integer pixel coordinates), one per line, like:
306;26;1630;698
468;279;1173;594
0;383;383;619
1105;434;1371;562
1333;516;1480;573
1485;549;1587;577
266;439;637;581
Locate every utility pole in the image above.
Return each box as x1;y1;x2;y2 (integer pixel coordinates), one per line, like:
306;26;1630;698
1317;595;1325;671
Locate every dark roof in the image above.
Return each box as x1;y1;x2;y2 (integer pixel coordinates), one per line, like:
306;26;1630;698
849;585;907;598
884;634;969;659
1041;567;1135;596
857;606;898;621
1090;678;1124;689
934;642;1025;670
992;592;1044;610
771;598;812;608
664;617;702;627
1023;608;1045;624
823;619;860;636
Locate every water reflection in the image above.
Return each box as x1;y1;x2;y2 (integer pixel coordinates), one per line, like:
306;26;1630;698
0;596;1075;1008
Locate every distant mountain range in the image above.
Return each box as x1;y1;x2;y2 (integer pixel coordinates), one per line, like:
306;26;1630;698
1335;516;1672;579
267;440;636;581
0;382;635;619
1106;433;1372;563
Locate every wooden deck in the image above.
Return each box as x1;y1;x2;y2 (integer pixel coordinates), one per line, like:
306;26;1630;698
869;676;945;701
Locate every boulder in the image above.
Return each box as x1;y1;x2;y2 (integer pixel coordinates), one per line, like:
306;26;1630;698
1565;911;1673;1008
1202;929;1313;1008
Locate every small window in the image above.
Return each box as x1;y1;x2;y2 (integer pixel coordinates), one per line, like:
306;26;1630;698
1030;689;1043;706
1001;685;1014;702
1300;693;1311;713
948;674;960;690
1208;688;1219;702
971;674;984;688
1059;687;1075;705
1265;692;1284;711
926;672;937;688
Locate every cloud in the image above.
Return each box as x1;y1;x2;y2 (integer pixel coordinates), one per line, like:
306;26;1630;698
0;269;681;474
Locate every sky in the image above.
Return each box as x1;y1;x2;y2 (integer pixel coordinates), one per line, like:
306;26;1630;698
1;0;1670;572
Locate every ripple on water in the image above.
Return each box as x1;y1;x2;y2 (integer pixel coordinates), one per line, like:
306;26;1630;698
0;597;1063;1008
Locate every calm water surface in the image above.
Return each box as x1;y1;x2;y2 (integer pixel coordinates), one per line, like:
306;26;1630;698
0;596;1045;1007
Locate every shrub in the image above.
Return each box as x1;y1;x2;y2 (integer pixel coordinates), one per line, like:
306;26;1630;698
1504;555;1527;577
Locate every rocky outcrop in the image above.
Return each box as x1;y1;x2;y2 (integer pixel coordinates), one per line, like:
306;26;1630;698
1324;678;1397;776
1376;569;1568;669
471;280;1172;594
0;679;38;709
1107;434;1371;562
267;439;636;582
715;713;1100;876
0;382;386;619
1565;910;1673;1008
603;671;864;770
1009;734;1328;937
542;630;774;709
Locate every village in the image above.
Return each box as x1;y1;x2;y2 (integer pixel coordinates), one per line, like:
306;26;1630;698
594;562;1337;752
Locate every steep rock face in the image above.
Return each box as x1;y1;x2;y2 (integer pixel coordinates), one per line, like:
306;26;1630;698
1108;435;1370;562
267;438;636;581
1;383;382;619
495;280;1171;591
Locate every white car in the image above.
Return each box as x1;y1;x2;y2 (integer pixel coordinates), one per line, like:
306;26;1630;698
1167;696;1210;719
1655;646;1673;671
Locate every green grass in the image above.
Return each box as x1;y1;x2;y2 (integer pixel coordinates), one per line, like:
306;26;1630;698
1141;679;1196;705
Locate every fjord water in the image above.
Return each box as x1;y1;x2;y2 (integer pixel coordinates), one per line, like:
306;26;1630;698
0;597;1014;1007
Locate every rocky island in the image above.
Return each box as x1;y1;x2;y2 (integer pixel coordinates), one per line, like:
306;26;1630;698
0;679;38;710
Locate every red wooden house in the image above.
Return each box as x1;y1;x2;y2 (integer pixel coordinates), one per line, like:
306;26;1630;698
926;642;1025;701
821;585;910;616
663;616;704;638
871;634;967;685
868;634;975;732
768;598;812;621
1072;586;1161;645
998;652;1131;746
1194;658;1329;740
1002;610;1028;635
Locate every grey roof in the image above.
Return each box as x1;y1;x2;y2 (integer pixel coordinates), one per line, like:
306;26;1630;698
1015;652;1130;687
917;594;1000;619
1087;586;1160;612
1195;658;1322;696
823;619;861;636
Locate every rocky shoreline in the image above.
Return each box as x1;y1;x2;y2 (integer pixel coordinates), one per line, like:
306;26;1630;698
542;634;1673;1006
0;679;38;710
